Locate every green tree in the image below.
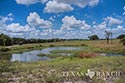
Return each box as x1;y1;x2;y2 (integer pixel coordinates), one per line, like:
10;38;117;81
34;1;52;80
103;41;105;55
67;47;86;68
88;35;99;40
120;38;125;45
117;34;125;39
0;34;11;46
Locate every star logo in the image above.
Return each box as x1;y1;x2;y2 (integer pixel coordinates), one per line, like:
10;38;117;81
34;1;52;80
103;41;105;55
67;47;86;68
85;69;95;79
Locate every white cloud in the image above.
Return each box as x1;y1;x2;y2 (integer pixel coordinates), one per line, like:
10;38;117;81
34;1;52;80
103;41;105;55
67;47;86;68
15;0;99;13
15;0;48;5
0;13;14;23
80;21;91;30
90;22;107;38
61;15;91;30
8;13;14;17
41;0;48;3
49;16;55;21
44;1;73;13
104;16;122;25
16;0;99;8
123;6;125;15
44;0;99;13
105;25;125;38
27;12;52;28
93;22;106;31
0;14;36;38
16;0;39;5
55;0;99;8
7;23;35;33
0;13;125;39
88;0;99;7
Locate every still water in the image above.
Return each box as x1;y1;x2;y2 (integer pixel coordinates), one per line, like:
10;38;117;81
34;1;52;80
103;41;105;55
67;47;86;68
11;46;125;62
11;47;81;62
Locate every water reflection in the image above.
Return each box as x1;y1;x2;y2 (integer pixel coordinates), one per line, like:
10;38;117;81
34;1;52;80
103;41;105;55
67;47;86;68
11;46;125;62
40;47;81;54
11;50;50;62
99;53;125;56
11;47;81;62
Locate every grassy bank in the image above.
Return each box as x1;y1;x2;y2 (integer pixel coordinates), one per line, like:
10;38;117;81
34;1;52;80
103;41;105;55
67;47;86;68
0;56;125;83
0;39;125;83
1;39;125;53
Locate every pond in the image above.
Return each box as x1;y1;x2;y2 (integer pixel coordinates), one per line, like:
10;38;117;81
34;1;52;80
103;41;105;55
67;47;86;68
10;46;125;62
99;53;125;56
11;47;81;62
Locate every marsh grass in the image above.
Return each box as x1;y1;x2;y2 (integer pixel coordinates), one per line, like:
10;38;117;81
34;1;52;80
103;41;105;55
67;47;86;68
0;56;125;82
0;39;125;54
0;39;125;82
0;47;10;52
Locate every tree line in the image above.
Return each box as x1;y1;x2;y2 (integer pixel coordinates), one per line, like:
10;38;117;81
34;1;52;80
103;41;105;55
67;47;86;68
0;33;125;46
0;33;83;46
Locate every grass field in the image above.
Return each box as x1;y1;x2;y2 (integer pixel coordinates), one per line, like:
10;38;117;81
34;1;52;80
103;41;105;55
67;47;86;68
1;39;125;53
0;39;125;83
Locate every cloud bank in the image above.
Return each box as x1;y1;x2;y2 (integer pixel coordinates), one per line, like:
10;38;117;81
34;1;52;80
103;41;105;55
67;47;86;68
0;13;125;39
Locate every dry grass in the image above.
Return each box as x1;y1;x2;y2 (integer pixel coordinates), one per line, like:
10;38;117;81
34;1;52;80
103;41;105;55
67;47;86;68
1;39;124;54
83;39;125;52
3;39;124;52
79;52;97;58
0;39;125;83
1;56;125;83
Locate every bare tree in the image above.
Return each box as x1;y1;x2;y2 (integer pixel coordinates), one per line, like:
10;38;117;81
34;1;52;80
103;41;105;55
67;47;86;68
110;32;113;44
105;30;112;44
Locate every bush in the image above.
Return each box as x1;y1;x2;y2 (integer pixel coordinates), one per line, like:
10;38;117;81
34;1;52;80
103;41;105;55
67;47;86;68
0;48;10;52
117;34;125;39
80;43;88;46
120;38;125;45
78;52;97;58
26;46;34;49
49;44;54;47
18;42;23;45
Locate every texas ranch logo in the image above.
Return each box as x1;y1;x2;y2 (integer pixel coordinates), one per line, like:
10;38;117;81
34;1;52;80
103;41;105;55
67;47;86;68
47;69;123;80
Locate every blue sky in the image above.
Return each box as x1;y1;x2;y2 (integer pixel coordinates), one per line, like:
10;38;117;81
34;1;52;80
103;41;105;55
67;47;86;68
0;0;125;39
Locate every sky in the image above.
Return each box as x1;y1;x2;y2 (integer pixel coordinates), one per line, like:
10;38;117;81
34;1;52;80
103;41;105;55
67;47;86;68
0;0;125;39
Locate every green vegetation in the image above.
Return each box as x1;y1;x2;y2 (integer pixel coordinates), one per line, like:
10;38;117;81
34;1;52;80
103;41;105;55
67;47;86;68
0;33;85;46
0;47;10;52
117;34;125;39
0;39;125;61
0;56;125;83
88;35;99;40
120;38;125;45
0;35;125;83
0;34;11;46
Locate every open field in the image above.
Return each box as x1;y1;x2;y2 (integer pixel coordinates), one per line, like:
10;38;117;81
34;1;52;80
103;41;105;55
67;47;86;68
0;39;125;83
0;39;124;53
0;39;124;54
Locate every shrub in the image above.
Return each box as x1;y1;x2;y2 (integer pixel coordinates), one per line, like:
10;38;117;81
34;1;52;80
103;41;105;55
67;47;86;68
38;54;46;56
0;47;10;52
120;38;125;45
49;44;54;47
117;34;125;39
78;52;97;58
18;42;23;45
80;44;88;46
